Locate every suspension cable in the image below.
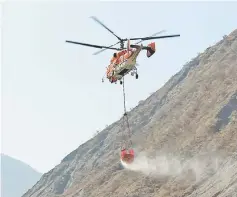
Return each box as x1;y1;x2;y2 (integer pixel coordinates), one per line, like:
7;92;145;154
122;77;127;115
122;77;132;148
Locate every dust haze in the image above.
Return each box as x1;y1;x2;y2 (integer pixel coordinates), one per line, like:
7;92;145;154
121;151;226;182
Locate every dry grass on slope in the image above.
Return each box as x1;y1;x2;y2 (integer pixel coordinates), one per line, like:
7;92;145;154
140;31;237;197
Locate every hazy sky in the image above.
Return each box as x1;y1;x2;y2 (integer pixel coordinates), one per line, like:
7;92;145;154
1;1;237;173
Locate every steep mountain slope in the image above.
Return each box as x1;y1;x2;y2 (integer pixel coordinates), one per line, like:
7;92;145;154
1;154;42;197
23;29;237;197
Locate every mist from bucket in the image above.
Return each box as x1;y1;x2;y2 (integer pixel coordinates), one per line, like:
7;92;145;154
121;152;223;181
121;153;183;177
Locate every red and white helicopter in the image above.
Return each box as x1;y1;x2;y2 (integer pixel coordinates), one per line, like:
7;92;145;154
66;16;180;85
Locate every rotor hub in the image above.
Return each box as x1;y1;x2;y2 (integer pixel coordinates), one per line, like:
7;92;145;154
120;41;125;49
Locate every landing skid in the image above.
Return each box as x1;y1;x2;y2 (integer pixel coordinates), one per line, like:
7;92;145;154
130;66;139;79
119;69;139;85
130;71;138;78
104;65;139;85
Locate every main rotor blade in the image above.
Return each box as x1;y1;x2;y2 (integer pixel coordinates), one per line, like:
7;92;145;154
93;41;120;55
130;34;180;41
135;30;166;44
66;40;121;50
90;16;122;41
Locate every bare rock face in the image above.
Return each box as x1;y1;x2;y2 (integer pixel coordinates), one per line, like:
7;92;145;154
22;29;237;197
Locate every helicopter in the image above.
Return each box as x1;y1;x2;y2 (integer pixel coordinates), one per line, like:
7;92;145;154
66;16;180;85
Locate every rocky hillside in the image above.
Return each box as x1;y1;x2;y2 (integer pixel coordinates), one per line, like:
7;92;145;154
22;29;237;197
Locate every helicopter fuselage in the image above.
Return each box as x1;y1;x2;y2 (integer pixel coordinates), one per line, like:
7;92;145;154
107;45;142;82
